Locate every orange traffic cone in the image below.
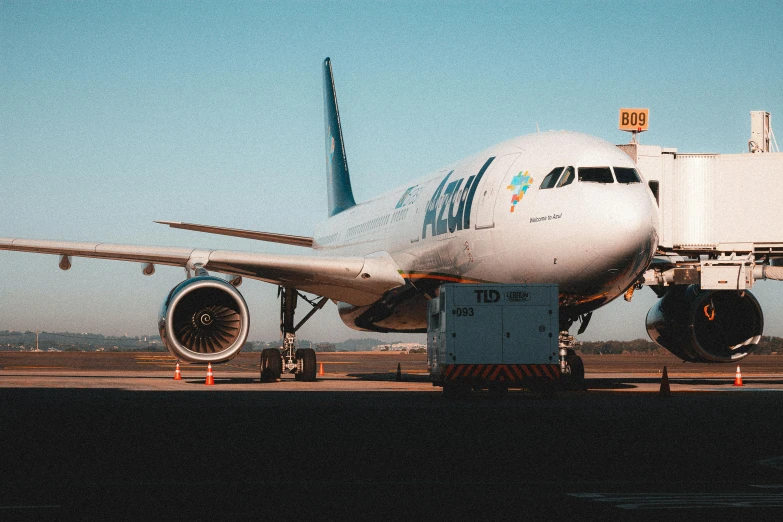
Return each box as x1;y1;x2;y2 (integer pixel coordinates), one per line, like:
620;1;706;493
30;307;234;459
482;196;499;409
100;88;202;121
174;362;182;381
734;365;743;386
658;366;671;397
319;362;325;376
205;363;215;386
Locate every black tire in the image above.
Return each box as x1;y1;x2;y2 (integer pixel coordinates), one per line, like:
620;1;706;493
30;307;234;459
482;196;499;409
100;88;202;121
268;350;282;379
260;348;282;382
563;351;586;391
296;348;317;382
571;356;585;383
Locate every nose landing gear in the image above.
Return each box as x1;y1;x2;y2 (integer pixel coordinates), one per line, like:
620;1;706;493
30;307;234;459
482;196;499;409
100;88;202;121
559;331;586;391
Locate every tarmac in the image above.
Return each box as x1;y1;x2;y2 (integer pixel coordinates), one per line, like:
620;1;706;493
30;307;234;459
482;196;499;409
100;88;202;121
2;351;783;520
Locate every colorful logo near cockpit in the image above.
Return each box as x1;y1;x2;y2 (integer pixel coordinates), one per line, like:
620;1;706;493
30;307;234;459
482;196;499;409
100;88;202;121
507;171;533;212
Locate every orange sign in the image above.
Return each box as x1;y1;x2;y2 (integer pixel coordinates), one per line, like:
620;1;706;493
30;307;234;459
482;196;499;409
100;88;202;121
619;108;649;132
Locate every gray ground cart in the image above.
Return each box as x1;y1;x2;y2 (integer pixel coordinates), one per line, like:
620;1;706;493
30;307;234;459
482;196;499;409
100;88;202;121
428;284;560;391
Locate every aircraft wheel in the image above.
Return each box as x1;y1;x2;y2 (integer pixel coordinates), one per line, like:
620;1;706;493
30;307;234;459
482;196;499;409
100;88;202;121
296;348;317;382
260;348;282;382
564;350;586;390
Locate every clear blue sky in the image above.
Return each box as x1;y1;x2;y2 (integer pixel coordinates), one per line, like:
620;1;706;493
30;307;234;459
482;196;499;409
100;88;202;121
2;1;782;342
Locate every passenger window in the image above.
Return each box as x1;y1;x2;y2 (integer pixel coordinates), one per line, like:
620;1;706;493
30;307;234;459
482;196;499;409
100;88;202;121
578;167;614;183
539;167;563;189
614;167;642;184
556;166;575;187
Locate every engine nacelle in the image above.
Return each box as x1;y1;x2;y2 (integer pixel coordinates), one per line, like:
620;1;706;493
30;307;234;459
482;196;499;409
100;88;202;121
158;276;250;363
646;285;763;363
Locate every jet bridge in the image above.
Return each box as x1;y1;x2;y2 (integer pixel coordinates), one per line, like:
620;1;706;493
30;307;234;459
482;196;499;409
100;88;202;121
618;111;783;291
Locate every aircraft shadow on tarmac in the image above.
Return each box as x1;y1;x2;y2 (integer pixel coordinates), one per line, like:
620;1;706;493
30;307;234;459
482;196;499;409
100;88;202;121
595;377;783;387
180;377;260;385
583;379;636;390
346;372;429;382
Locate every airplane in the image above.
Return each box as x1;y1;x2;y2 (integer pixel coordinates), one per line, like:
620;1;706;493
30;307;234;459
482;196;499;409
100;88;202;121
0;58;766;385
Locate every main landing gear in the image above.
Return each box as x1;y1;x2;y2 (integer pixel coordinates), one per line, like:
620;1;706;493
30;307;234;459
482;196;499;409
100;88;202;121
260;286;327;383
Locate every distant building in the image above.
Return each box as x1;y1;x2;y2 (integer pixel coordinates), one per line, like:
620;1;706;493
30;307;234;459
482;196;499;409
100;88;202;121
315;342;336;352
373;342;426;353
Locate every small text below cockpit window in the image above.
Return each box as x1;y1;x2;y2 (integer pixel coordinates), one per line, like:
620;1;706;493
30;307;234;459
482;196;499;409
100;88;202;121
539;167;563;189
614;167;642;184
578;167;614;183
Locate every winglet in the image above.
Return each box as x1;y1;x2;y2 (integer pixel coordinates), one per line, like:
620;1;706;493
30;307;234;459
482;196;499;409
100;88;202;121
323;57;356;217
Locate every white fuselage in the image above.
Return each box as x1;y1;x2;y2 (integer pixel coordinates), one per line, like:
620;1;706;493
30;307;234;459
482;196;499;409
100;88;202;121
313;131;660;332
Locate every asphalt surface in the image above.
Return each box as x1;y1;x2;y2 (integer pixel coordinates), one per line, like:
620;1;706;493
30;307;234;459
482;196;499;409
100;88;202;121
2;352;783;520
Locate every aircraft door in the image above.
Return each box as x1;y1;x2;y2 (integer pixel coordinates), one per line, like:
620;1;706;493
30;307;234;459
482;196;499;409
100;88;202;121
475;154;521;229
410;177;437;243
410;205;420;243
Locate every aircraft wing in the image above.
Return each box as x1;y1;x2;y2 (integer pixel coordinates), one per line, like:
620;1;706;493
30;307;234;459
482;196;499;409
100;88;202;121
0;237;405;306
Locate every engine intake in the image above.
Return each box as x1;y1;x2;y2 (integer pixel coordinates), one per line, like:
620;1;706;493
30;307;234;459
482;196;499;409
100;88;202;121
158;276;250;363
646;285;763;363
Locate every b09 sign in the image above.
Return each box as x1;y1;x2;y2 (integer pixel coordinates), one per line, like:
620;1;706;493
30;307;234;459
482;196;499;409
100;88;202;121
618;108;649;132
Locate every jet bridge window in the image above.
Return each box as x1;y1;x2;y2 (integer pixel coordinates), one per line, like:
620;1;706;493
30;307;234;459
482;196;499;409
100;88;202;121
614;167;642;184
556;166;575;187
539;167;564;189
578;167;614;183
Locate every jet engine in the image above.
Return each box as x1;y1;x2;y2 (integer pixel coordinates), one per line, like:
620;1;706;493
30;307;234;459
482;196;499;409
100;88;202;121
158;276;250;363
646;285;763;363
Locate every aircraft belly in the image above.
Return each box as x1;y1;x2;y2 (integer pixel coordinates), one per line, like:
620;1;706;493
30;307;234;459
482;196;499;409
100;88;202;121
337;294;428;333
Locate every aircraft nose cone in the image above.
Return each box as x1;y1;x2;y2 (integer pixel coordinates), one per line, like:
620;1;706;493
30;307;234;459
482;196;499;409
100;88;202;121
574;186;658;297
598;188;659;275
606;194;657;255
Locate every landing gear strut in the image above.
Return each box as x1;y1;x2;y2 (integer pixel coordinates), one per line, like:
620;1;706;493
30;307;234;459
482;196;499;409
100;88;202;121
260;286;327;383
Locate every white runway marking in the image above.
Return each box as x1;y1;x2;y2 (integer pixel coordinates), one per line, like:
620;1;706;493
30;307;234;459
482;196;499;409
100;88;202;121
570;492;783;509
0;505;60;510
759;456;783;471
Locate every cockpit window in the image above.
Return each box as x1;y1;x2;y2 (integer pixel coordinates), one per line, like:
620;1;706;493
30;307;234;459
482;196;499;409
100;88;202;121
578;167;614;183
614;167;642;184
556;166;575;187
539;167;563;189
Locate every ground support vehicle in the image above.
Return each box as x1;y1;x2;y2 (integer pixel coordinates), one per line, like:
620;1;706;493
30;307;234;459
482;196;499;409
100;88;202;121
428;284;561;395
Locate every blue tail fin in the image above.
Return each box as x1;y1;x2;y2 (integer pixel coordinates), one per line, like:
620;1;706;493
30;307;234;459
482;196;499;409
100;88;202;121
323;57;356;217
